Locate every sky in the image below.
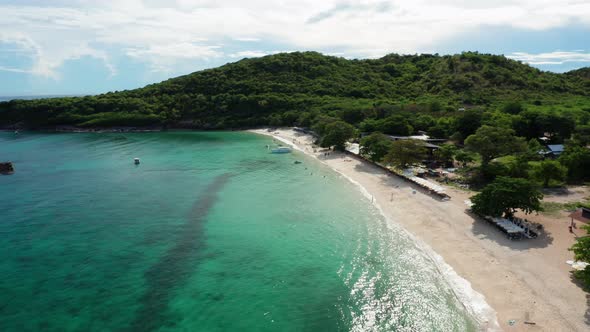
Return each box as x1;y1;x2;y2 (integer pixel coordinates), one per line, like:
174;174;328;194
0;0;589;96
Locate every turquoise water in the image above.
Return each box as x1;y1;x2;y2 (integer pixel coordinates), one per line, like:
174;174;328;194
0;131;476;331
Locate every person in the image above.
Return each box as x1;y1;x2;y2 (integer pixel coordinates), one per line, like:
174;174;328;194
569;225;573;233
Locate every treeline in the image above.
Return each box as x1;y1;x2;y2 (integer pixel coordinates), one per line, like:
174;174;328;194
0;51;588;130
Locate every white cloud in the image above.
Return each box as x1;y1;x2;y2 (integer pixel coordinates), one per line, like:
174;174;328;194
0;1;589;78
229;50;297;59
507;51;590;65
233;37;260;42
229;50;269;59
126;43;222;72
0;66;31;73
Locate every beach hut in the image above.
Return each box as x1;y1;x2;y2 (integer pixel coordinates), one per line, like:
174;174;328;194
568;207;590;225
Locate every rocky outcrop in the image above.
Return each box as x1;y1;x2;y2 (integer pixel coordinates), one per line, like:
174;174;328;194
0;162;14;174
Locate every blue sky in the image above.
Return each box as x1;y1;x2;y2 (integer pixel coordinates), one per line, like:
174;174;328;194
1;0;589;96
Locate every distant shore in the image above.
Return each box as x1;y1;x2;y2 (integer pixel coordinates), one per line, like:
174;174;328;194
250;127;589;332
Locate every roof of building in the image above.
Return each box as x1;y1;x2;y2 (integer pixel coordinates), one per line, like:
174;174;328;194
385;135;440;149
568;207;590;223
423;142;440;149
547;144;565;153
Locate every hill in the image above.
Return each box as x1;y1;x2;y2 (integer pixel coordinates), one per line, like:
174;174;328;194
0;51;588;129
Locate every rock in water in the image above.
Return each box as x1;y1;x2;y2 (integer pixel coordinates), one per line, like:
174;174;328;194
0;162;14;174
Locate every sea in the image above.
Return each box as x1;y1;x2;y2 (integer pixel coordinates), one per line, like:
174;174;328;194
0;131;479;331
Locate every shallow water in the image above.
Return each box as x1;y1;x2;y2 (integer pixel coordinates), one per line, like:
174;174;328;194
0;131;476;331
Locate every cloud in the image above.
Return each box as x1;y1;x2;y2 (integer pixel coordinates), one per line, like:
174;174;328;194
229;50;294;58
0;66;31;73
507;51;590;65
306;1;393;24
229;50;269;58
0;1;589;79
233;37;260;42
126;43;223;72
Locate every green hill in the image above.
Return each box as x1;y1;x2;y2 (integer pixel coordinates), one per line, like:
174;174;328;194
0;51;588;129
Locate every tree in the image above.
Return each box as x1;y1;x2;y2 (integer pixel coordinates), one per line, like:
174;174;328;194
456;110;482;139
525;138;544;161
312;115;339;136
464;125;526;164
319;120;355;150
412;114;436;132
531;160;567;187
383;139;427;169
375;115;413;136
161;108;180;125
571;125;590;146
471;177;543;218
434;144;457;167
268;114;283;127
502;101;525;115
455;150;476;167
359;132;392;162
570;224;590;288
536;113;575;142
559;145;590;183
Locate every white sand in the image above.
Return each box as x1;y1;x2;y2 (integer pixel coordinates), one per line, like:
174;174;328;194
251;128;589;332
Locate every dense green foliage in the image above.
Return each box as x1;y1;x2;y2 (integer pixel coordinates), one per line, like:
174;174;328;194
384;139;427;168
1;51;588;131
570;224;590;289
317;121;355;150
433;143;458;167
530;160;567;187
471;177;543;218
559;146;590;182
359;132;392;162
464;126;526;164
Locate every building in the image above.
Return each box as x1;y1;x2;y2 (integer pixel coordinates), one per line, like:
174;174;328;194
568;207;590;225
545;144;564;158
386;135;446;145
385;135;442;158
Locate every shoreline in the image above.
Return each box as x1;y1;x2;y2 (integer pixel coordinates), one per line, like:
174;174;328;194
251;128;500;330
250;128;589;332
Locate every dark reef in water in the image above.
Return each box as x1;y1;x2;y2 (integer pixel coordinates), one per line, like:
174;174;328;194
128;173;232;332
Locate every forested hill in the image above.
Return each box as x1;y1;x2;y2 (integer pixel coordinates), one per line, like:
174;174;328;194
1;51;589;129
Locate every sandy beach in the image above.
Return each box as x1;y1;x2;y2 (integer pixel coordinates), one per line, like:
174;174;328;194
251;128;589;332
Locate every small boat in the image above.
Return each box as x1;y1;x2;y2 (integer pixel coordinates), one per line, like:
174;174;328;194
271;147;291;154
134;158;140;165
294;160;302;164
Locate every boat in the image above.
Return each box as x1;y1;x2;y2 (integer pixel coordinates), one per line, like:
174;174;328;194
271;147;291;154
134;158;140;165
294;160;302;164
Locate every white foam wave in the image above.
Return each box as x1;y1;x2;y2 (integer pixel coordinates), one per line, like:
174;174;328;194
332;169;500;331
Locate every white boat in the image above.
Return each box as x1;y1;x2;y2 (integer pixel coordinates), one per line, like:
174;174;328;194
271;147;291;154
